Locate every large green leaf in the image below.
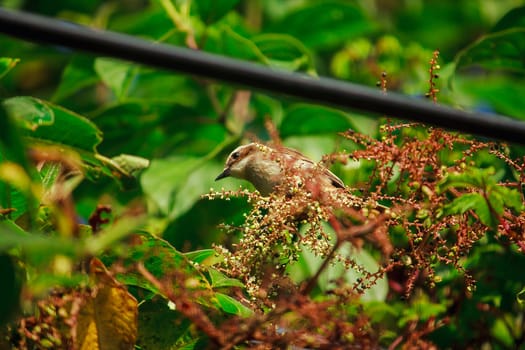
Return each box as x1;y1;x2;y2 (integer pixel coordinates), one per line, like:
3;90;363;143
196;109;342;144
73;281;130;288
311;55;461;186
115;232;218;311
441;185;521;228
455;28;525;75
124;70;195;104
437;167;501;193
92;101;223;157
280;104;355;137
205;26;315;72
491;186;523;213
3;97;146;188
443;192;493;227
137;299;201;350
491;6;525;33
141;155;231;220
141;156;202;217
4;97;102;156
453;75;525;119
268;1;373;50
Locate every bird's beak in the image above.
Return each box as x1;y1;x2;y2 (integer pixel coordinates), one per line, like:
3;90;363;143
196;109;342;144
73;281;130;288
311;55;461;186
215;167;231;181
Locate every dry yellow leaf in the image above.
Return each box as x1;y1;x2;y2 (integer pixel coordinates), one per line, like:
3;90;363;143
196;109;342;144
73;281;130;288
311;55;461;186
74;258;138;350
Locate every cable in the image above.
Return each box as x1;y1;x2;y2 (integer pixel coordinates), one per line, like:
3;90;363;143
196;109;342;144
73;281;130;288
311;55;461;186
0;8;524;144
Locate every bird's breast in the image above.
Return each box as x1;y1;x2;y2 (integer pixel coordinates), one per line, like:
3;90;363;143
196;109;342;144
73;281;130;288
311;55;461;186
245;158;282;196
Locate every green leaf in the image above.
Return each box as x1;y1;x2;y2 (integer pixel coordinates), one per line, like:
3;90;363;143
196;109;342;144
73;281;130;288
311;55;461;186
129;232;186;272
206;25;262;62
455;28;525;75
0;221;78;265
0;57;19;80
251;34;314;72
116;232;212;296
0;187;27;221
0;106;37;220
444;192;484;214
4;97;102;155
453;75;525;119
194;0;240;24
0;104;31;171
438;167;500;193
108;8;173;39
94;58;135;100
3;96;55;129
214;292;253;317
280;104;355;137
207;268;244;289
485;185;524;220
399;297;446;327
269;2;373;50
52;55;98;102
488;189;505;216
497;186;524;212
138;299;201;350
206;26;314;72
110;154;150;177
1;97;125;183
491;6;525;33
444;192;495;227
108;154;151;189
141;156;201;217
39;162;62;190
184;249;223;266
124;70;194;104
365;301;398;325
491;319;514;347
141;156;226;220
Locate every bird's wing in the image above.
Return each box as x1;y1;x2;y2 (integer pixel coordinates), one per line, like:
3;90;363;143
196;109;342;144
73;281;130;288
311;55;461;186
280;146;345;189
324;168;345;188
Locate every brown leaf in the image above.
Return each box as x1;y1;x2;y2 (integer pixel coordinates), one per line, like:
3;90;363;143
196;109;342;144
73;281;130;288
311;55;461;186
73;258;137;350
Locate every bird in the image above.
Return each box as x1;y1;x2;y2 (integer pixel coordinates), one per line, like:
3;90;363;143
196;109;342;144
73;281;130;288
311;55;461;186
215;143;389;255
215;143;345;197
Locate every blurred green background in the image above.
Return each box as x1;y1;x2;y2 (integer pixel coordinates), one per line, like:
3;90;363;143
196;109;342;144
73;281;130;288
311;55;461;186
2;0;525;348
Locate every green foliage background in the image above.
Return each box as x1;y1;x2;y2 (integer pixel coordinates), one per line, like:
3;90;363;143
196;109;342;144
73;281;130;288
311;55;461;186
1;0;525;348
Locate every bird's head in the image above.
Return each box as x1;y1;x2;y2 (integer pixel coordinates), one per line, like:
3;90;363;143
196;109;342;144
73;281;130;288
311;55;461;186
215;143;262;181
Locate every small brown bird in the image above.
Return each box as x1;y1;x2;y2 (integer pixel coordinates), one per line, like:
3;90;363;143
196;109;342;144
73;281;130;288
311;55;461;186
215;143;344;196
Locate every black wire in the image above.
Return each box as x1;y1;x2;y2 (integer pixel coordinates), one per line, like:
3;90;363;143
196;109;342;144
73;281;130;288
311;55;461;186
0;8;524;144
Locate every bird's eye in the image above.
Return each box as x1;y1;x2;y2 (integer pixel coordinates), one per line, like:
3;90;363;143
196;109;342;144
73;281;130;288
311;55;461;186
231;151;240;160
